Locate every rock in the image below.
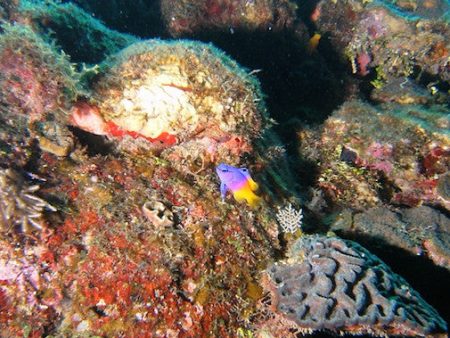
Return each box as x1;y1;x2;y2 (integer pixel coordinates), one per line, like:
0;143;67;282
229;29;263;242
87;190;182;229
160;0;297;37
15;0;137;63
332;205;450;271
299;100;450;211
70;39;268;164
314;0;450;85
0;24;77;121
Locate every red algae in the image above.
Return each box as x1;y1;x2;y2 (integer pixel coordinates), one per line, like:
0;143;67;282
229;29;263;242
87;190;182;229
0;146;280;336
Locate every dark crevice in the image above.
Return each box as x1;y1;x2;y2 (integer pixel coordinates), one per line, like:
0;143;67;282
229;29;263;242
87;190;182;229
69;126;115;156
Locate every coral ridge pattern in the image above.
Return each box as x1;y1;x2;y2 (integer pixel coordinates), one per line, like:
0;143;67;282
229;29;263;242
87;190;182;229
262;235;448;337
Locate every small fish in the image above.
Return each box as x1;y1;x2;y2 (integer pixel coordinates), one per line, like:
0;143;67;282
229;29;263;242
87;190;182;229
215;163;261;207
307;33;321;54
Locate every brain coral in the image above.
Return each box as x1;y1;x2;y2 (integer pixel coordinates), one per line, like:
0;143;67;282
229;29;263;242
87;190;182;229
90;39;266;152
258;235;447;337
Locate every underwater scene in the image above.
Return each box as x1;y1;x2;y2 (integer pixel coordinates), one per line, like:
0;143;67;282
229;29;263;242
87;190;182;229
0;0;449;337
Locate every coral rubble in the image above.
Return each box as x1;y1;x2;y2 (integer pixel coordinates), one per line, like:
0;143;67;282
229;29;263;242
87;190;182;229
257;235;448;337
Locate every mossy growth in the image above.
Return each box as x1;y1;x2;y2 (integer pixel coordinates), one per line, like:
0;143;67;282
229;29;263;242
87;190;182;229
0;23;81;118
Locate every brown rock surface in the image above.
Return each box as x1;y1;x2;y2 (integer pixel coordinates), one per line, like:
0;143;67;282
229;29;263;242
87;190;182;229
332;206;450;271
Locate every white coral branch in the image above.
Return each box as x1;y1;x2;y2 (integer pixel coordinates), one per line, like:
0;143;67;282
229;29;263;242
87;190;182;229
276;203;303;234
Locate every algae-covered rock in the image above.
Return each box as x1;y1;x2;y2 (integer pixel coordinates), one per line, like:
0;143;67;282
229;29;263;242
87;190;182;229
314;0;450;85
161;0;297;37
300;100;449;211
0;144;282;337
0;23;77;121
71;40;268;161
331;205;450;271
0;23;80;164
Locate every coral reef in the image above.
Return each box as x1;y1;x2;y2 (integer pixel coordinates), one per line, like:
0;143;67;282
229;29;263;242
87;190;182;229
299;100;449;211
257;234;448;337
0;149;280;336
313;0;450;86
332;205;450;271
0;0;448;336
160;0;297;37
0;168;55;233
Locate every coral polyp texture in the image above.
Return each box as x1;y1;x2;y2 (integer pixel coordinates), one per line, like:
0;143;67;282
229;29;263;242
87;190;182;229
257;235;448;337
300;100;449;211
0;23;77;121
160;0;297;37
0;168;55;233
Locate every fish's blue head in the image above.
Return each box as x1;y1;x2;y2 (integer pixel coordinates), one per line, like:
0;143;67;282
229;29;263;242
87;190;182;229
216;163;235;183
